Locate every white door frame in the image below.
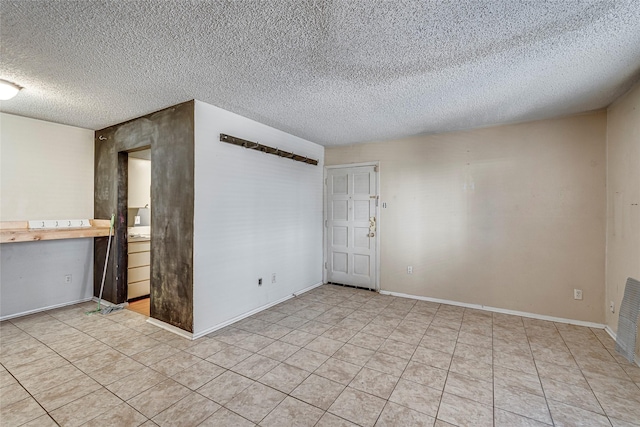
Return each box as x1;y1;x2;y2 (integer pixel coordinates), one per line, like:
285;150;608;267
323;162;381;291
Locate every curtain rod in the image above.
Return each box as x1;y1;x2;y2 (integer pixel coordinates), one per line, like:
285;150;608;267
219;134;318;166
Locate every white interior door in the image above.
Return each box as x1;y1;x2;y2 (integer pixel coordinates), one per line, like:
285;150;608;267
326;165;378;289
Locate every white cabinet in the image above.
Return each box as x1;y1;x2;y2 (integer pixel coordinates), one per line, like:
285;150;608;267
128;158;151;208
128;240;150;300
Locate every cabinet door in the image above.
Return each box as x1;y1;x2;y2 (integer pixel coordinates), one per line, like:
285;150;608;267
128;251;150;268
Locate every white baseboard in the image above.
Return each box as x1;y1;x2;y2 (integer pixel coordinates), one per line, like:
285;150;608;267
0;297;94;321
379;290;606;329
192;281;324;340
147;317;194;340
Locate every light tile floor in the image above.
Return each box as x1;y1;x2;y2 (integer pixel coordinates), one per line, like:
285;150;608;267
1;284;639;426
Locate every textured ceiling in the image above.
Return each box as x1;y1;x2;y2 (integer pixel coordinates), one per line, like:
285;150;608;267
1;1;639;146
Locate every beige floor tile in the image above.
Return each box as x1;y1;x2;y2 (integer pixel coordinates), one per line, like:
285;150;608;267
305;336;344;356
592;388;640;424
127;379;190;418
328;387;386;427
437;392;493;427
332;343;375;366
152;392;220;427
494;409;551;426
494;384;552;424
359;322;395;339
258;340;300;361
82;402;147;427
411;346;453;370
297;320;333;336
22;414;59;427
205;345;253;368
277;316;310;329
199;407;255;427
348;331;386;350
50;387;122;427
375;401;435;426
256;324;294;340
323;326;358;342
225;382;285;423
315;412;359;426
106;367;167;401
183;338;228;359
259;363;310;394
284;348;329;372
541;376;604;414
89;357;146;386
388;379;441;416
449;354;493;382
458;332;493;348
231;353;280;379
315;358;362;385
149;351;202;377
548;399;611;427
11;353;70;381
291;374;345;410
377;339;417;360
0;369;18;388
0;383;30;407
401;361;447;390
207;327;251;345
0;397;47;426
235;334;276;352
494;365;544;396
454;342;492;364
260;396;324;427
419;334;457;354
18;364;85;395
34;374;102;412
349;367;399;399
171;360;226;390
366;352;408;377
198;370;254;405
444;371;493;405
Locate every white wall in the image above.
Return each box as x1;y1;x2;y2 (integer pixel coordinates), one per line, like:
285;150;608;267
0;113;94;220
326;112;607;323
0;113;95;319
193;100;324;336
605;80;640;361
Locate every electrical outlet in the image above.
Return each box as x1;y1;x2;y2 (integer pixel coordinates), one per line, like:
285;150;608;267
258;278;263;286
573;289;583;300
407;266;413;274
64;274;72;284
610;301;615;313
272;273;276;283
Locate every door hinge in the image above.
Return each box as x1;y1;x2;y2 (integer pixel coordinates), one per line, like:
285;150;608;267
325;219;328;227
325;178;328;185
324;262;327;269
374;165;378;173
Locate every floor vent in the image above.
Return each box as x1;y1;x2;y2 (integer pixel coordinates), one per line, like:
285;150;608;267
616;277;640;363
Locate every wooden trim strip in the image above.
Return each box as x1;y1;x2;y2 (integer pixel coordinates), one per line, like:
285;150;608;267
0;219;111;243
220;133;318;166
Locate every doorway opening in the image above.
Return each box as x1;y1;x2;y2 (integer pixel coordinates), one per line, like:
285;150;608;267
124;148;151;316
324;163;380;291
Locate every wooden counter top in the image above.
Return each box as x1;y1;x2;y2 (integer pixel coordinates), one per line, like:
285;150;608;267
1;220;111;243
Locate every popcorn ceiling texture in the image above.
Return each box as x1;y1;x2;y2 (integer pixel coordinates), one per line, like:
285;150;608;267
1;0;639;146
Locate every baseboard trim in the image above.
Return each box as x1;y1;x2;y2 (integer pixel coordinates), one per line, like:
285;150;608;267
147;318;194;340
379;290;606;329
192;281;324;340
0;297;94;321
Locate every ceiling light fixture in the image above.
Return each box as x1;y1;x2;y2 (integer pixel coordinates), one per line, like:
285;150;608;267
0;79;22;100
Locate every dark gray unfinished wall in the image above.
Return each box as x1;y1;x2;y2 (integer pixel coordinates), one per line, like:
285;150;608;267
94;101;195;332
